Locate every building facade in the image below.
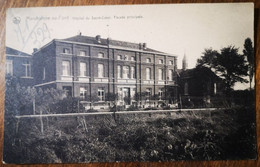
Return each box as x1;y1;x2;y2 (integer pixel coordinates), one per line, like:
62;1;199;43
5;47;33;86
32;34;178;109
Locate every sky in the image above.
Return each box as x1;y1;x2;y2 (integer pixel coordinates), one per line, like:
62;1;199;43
6;3;254;89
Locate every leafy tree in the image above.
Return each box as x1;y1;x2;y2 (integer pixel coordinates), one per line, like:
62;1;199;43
197;46;248;94
243;38;254;90
197;48;219;70
105;93;118;107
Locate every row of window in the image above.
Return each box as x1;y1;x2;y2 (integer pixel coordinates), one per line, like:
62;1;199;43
79;87;164;101
63;48;175;65
62;61;174;81
5;60;32;77
79;87;105;101
145;68;174;81
117;66;136;79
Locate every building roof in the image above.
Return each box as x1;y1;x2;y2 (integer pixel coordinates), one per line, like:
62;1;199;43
6;47;31;57
62;34;171;55
179;67;221;81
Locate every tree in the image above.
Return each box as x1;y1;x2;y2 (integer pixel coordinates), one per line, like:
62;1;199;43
105;93;118;107
243;38;254;90
197;46;248;94
197;48;219;70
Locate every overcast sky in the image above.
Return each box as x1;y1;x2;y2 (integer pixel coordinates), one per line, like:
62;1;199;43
6;3;254;89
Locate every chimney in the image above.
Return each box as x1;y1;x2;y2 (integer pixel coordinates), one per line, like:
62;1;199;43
139;43;143;50
33;48;38;52
107;38;111;45
96;35;101;43
143;43;147;49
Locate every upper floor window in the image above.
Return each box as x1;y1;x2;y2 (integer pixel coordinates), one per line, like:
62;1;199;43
117;55;122;60
5;59;13;76
124;55;128;61
79;51;86;56
131;56;135;61
98;64;104;78
62;61;70;76
23;61;31;77
98;88;105;101
169;60;173;65
123;66;130;79
131;66;136;79
146;67;151;80
80;62;87;76
117;65;122;79
146;58;151;63
98;52;104;58
158;69;163;80
43;67;46;80
80;87;87;99
63;48;70;54
168;69;173;81
159;59;163;64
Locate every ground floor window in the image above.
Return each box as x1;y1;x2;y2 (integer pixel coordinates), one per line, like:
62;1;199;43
98;88;105;101
159;88;163;99
63;86;72;97
80;87;87;99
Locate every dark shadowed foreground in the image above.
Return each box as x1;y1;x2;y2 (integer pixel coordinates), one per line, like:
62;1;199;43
3;107;256;164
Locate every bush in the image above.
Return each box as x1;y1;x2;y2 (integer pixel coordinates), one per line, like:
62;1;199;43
127;105;139;111
86;109;98;113
162;105;171;110
144;107;158;111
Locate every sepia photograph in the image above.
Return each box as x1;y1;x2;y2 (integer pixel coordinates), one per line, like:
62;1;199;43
3;3;256;164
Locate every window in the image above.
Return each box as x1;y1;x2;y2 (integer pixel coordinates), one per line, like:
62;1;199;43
5;59;13;76
123;66;130;79
159;59;163;64
80;87;87;99
214;83;217;94
158;69;163;80
168;69;173;81
98;64;104;78
98;52;104;58
79;51;86;56
43;67;46;80
159;88;163;98
169;60;173;65
146;67;151;80
63;48;70;54
124;55;128;60
23;61;31;77
80;62;87;76
146;58;151;63
117;65;122;79
131;56;135;61
146;88;152;97
184;82;188;95
117;55;122;60
131;66;136;79
62;61;70;76
98;88;105;101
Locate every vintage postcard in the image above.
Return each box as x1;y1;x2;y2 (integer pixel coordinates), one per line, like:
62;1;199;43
3;3;256;164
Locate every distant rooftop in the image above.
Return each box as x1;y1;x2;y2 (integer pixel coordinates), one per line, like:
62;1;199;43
6;47;31;57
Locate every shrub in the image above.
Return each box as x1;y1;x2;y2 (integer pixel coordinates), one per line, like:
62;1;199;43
127;105;139;111
86;109;98;113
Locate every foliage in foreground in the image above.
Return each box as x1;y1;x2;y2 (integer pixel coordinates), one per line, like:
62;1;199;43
3;107;256;164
